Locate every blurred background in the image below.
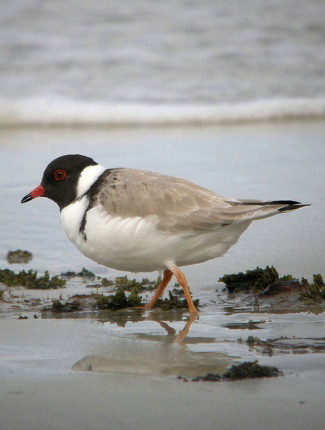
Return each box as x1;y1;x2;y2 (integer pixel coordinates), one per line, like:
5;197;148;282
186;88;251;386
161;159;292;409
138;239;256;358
0;0;324;282
0;0;324;125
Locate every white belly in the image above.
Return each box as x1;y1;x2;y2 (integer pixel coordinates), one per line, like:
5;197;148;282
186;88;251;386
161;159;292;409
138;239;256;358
61;201;250;273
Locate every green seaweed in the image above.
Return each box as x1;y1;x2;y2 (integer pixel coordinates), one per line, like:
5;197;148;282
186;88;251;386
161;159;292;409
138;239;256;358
78;268;96;279
96;288;143;310
96;284;199;311
128;288;143;307
114;275;158;292
58;271;166;293
223;361;281;380
220;266;283;293
191;374;221;382
87;277;115;289
100;277;114;287
189;361;282;382
0;268;66;289
219;266;325;301
47;299;81;313
171;287;184;296
300;274;325;303
7;249;33;264
246;336;262;345
156;290;199;310
115;275;142;291
50;299;64;312
279;274;294;282
60;268;96;279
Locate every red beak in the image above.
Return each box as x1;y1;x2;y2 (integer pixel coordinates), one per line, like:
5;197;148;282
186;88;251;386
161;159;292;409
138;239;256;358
21;185;44;203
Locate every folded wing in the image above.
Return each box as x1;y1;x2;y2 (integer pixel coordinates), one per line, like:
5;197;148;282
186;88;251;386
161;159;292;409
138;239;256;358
95;169;308;234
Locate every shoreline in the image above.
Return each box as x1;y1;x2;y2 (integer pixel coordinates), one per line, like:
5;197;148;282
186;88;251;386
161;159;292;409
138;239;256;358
0;98;324;129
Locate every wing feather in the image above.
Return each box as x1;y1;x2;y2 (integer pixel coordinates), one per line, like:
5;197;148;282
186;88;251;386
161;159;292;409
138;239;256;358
93;169;295;234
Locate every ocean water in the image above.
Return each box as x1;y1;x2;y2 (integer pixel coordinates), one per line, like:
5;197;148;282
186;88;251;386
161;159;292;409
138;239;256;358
0;0;324;125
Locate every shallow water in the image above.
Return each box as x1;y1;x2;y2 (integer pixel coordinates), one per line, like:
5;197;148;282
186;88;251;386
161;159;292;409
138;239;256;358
0;301;324;377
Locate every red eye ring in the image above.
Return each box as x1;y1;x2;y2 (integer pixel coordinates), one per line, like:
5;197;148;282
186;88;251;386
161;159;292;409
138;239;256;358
54;169;67;181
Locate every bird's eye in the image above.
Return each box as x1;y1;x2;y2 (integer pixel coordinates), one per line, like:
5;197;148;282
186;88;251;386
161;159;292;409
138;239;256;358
54;169;67;181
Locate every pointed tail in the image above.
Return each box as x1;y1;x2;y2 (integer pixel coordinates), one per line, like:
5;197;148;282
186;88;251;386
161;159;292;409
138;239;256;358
261;200;311;213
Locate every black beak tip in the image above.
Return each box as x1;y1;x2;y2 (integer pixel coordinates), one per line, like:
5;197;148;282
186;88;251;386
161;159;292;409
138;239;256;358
21;194;33;204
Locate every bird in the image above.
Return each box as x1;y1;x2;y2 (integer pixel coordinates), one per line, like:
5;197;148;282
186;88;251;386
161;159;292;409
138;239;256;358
21;154;309;314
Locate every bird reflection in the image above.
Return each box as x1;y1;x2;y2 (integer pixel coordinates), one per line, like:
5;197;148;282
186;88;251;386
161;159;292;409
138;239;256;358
146;312;197;345
95;308;198;346
71;310;230;377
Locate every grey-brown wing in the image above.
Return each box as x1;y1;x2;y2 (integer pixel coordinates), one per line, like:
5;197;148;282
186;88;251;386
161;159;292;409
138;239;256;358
93;168;234;232
94;168;293;234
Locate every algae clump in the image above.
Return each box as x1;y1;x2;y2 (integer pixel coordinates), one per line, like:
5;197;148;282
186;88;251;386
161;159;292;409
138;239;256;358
300;274;325;303
114;275;158;292
156;290;199;310
0;268;66;289
219;266;324;301
223;361;281;380
219;266;299;294
189;361;282;382
47;299;81;313
219;266;280;293
7;249;33;264
96;288;143;310
60;268;96;279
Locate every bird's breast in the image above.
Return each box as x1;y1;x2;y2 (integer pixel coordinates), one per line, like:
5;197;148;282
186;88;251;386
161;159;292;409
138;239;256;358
61;202;172;272
60;196;89;247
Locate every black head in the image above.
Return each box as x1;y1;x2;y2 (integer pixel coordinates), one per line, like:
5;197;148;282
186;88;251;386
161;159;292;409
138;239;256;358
21;154;97;209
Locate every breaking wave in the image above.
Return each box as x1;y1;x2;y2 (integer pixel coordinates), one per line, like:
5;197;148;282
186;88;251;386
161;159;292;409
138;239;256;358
0;97;324;127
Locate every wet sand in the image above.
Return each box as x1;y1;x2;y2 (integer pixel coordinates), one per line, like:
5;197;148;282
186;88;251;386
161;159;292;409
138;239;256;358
1;359;324;430
1;279;325;430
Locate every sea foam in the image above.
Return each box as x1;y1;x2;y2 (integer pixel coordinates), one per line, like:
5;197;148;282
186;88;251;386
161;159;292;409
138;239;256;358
0;97;324;127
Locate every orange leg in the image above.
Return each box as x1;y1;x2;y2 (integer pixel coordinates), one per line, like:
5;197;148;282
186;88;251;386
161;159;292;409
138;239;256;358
143;269;173;310
169;264;198;315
